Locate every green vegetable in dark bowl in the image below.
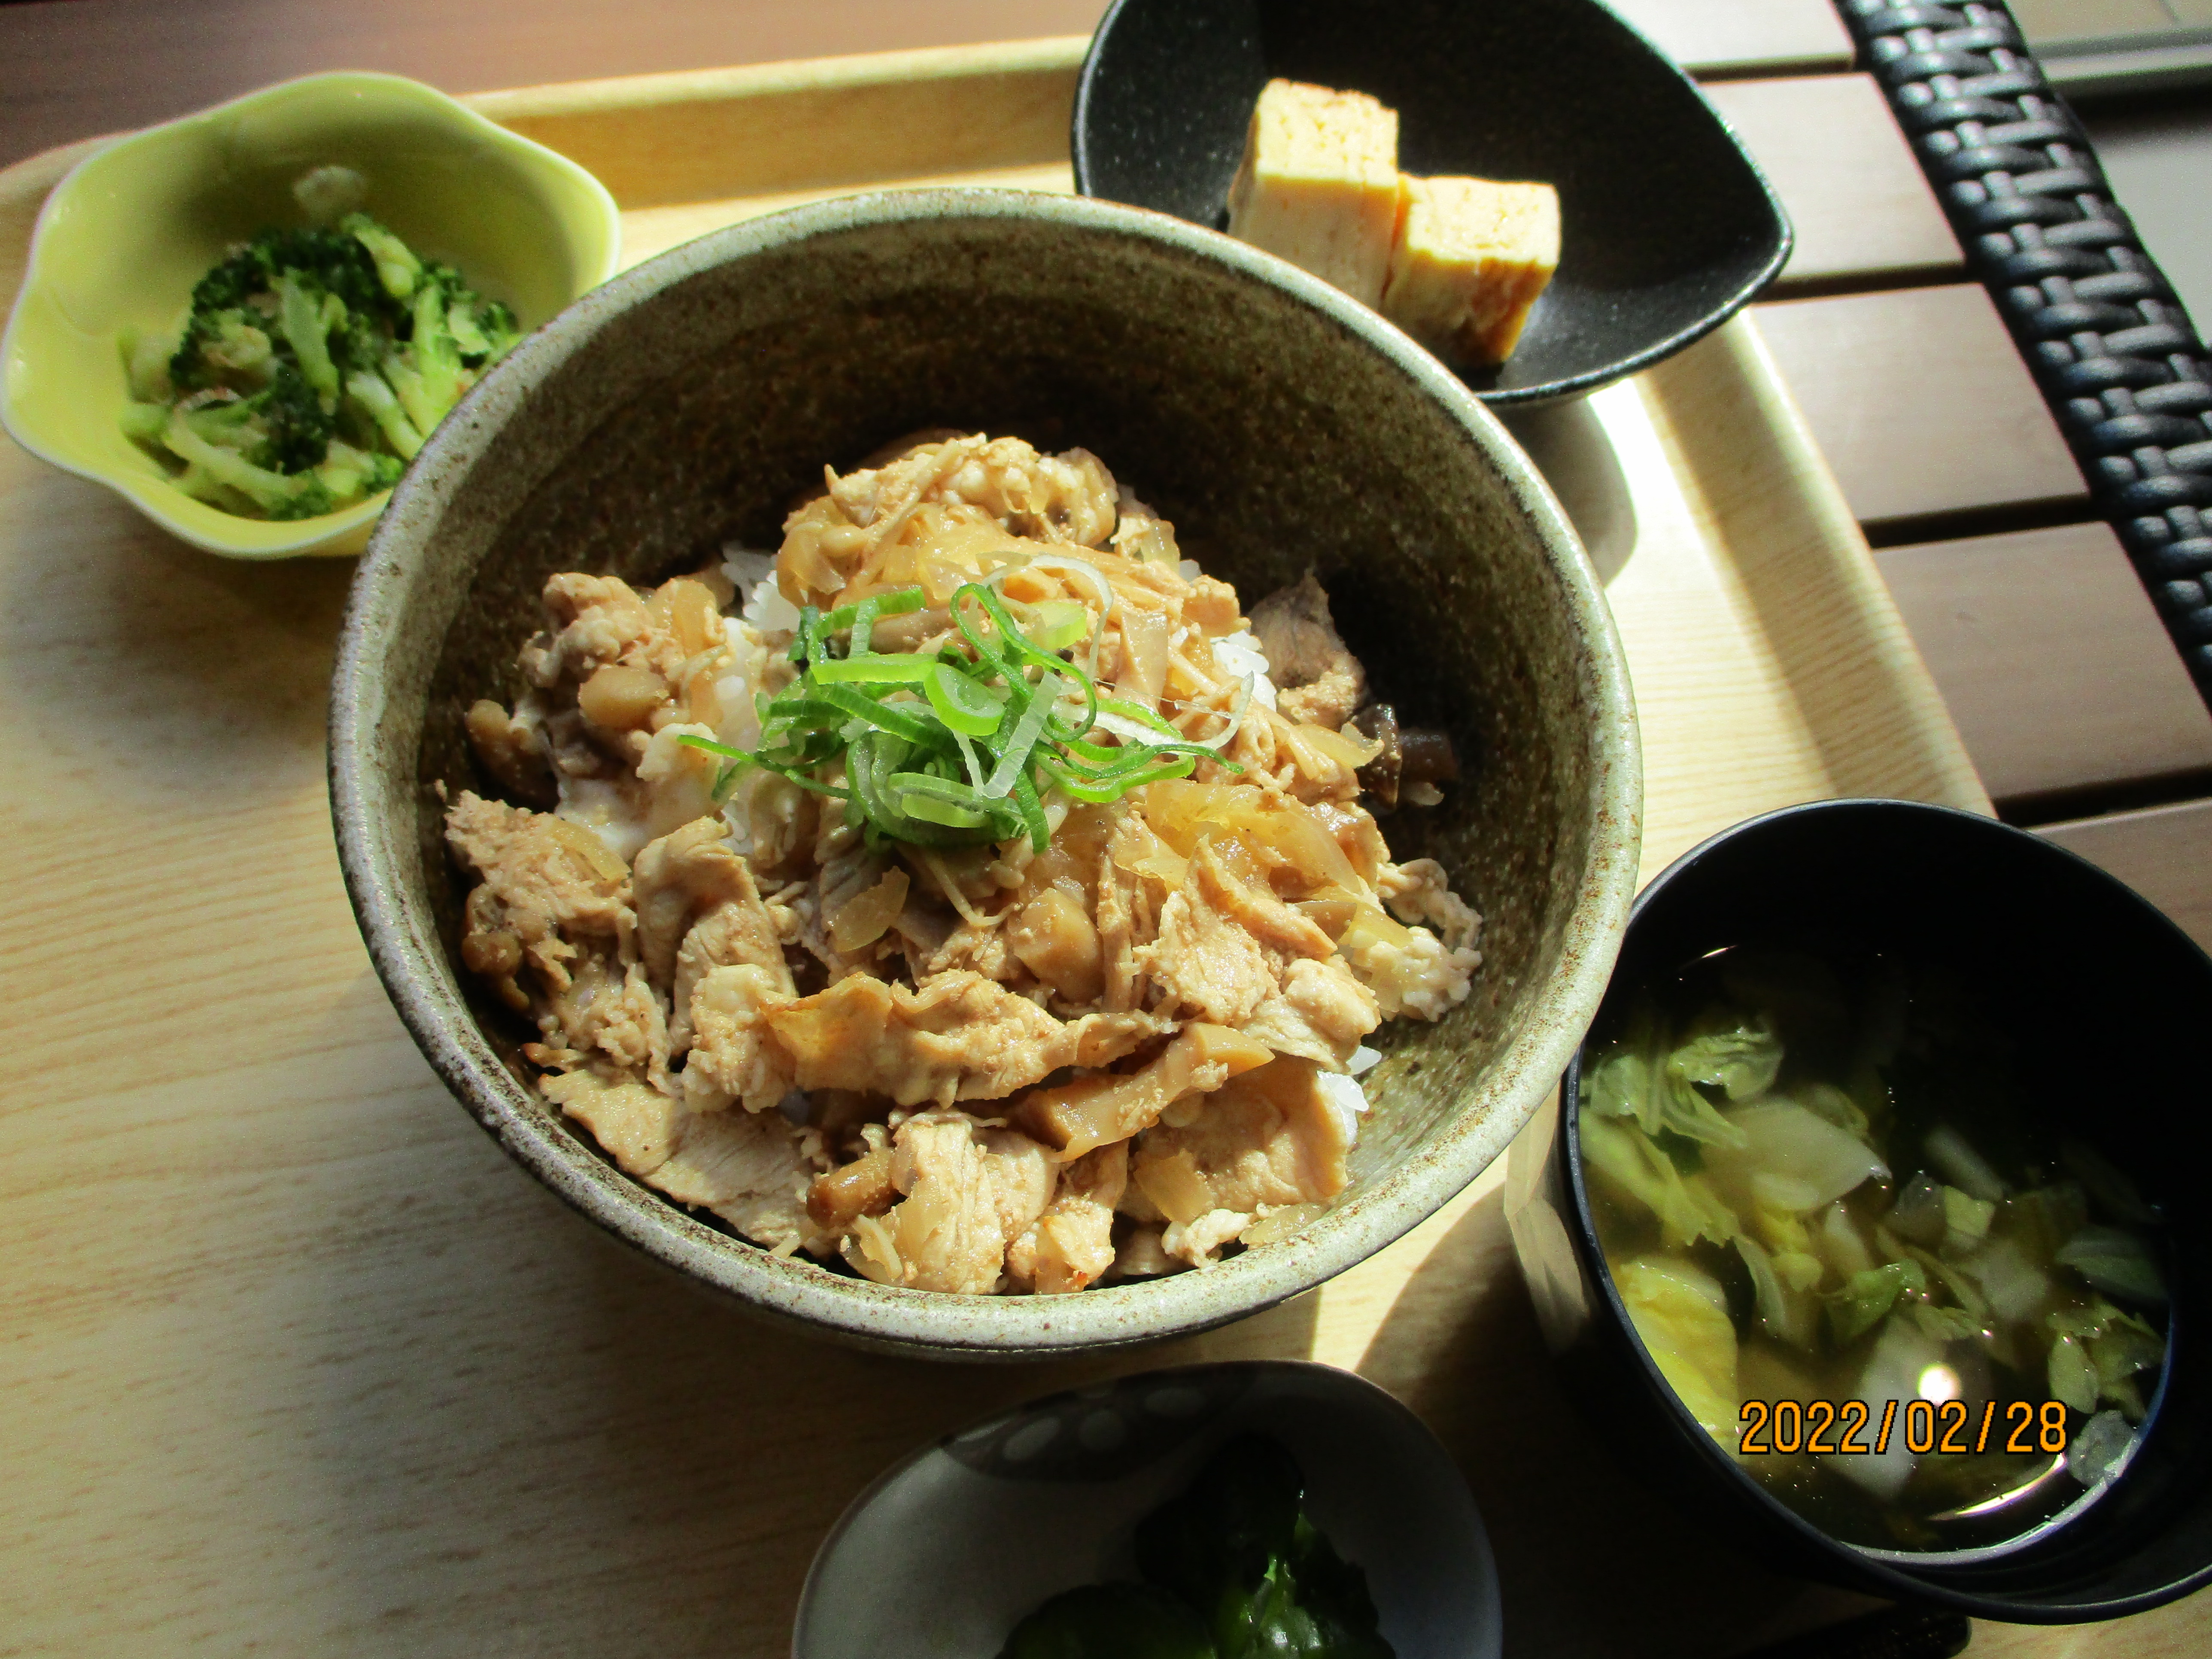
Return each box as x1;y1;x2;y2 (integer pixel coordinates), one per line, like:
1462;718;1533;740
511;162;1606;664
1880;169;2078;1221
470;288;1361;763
999;1436;1393;1659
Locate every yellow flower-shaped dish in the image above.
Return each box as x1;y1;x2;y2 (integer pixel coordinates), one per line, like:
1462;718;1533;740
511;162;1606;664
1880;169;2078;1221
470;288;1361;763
1;72;620;558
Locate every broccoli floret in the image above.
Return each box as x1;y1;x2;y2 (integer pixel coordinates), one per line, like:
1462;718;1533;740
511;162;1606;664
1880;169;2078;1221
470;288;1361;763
477;298;520;357
119;322;181;402
166;224;393;403
170;308;276;393
246;365;335;473
344;368;425;461
447;293;521;366
184;226;390;326
315;439;404;504
275;270;346;404
257;226;392;320
177;393;262;449
413;258;521;367
264;479;341;520
187;243;272;316
342;211;422;301
160;408;336;519
120;401;171;446
375;345;441;438
328;306;386;377
161;370;332;475
406;278;469;419
444;303;492;362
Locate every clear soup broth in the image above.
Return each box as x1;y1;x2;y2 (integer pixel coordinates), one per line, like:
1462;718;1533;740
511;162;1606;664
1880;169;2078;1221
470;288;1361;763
1580;946;2171;1553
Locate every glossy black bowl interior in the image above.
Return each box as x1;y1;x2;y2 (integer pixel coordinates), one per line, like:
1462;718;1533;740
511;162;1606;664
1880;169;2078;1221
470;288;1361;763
1509;799;2212;1622
1072;0;1792;404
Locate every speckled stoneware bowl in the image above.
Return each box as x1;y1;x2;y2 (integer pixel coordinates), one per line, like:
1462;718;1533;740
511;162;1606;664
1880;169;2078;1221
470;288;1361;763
329;188;1642;1359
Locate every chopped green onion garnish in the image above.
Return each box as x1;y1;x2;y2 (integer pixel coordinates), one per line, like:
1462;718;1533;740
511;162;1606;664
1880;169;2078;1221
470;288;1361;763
984;669;1063;799
1022;599;1090;652
820;586;925;634
925;662;1006;736
809;655;936;685
814;684;938;744
684;574;1237;852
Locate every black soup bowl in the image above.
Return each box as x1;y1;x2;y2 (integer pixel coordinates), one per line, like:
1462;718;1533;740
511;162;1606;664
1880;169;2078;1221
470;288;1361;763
1072;0;1792;404
1504;799;2212;1621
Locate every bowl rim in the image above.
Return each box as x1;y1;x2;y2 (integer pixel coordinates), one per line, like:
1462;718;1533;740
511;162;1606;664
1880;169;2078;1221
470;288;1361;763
0;69;622;560
1068;0;1794;406
330;183;1644;1357
1559;795;2212;1620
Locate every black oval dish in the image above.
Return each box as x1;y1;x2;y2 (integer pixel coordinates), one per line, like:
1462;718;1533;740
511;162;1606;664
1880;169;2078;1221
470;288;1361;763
1072;0;1792;405
1505;799;2212;1622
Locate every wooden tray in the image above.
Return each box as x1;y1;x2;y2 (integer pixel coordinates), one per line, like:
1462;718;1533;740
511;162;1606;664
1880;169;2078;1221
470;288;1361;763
0;41;1996;1659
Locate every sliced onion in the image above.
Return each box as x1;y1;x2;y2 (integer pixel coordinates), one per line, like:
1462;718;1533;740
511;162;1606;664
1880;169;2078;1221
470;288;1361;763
983;669;1063;798
1169;675;1255;754
990;554;1115;678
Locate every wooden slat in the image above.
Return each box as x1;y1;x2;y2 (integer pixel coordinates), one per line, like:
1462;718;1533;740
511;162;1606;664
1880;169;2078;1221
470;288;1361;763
2009;0;2180;44
1874;523;2212;803
1705;74;1962;291
1750;284;2090;536
1607;0;1855;76
472;43;1082;208
2038;799;2212;955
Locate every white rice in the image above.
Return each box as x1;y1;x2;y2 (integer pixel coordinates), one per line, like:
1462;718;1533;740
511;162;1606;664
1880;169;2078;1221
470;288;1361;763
1315;1071;1370;1149
743;575;801;634
1211;633;1279;711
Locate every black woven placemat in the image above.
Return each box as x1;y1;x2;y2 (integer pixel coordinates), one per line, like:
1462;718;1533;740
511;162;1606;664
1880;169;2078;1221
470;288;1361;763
1835;0;2212;711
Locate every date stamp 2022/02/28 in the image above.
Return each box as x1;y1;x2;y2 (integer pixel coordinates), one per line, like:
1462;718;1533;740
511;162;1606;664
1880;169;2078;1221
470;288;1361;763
1739;1398;2075;1457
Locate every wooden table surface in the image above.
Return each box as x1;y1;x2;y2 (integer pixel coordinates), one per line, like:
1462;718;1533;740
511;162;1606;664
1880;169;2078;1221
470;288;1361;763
1;0;2207;1654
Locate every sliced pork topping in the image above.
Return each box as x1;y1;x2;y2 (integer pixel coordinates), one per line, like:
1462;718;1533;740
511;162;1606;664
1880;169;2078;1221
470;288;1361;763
1007;1142;1129;1296
1247;571;1367;729
1242;956;1381;1070
1127;1057;1353;1266
684;964;797;1113
763;971;1170;1108
1015;1023;1274;1158
843;1112;1057;1294
442;433;1486;1292
631;817;790;1051
1379;856;1484;953
445;794;662;1082
543;1071;827;1256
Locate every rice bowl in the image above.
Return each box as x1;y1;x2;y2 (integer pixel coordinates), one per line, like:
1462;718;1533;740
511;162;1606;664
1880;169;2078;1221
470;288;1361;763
329;187;1641;1357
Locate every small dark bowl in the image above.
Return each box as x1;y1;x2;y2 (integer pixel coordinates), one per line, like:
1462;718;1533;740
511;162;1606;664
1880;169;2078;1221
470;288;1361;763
1071;0;1792;404
1505;799;2212;1622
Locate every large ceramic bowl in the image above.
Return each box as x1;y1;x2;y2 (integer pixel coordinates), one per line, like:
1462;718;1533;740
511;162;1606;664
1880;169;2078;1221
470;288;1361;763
330;188;1642;1358
1;72;620;559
